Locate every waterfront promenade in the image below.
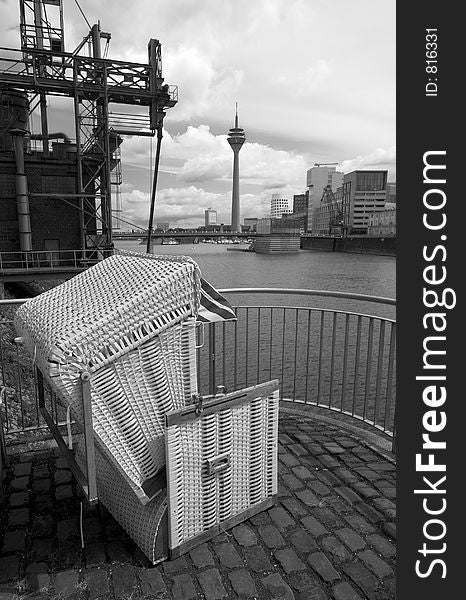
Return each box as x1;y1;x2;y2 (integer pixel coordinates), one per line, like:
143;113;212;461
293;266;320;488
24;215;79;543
0;409;395;600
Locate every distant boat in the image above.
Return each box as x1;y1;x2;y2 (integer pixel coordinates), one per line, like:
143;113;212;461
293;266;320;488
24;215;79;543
164;238;180;245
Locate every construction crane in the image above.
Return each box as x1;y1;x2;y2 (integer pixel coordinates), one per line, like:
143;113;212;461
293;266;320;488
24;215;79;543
319;186;346;236
0;0;177;256
314;162;338;167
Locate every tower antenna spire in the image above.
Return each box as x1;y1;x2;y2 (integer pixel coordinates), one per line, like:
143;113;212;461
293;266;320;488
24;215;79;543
235;102;238;128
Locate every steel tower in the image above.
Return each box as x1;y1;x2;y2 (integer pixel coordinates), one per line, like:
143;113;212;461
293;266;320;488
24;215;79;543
227;104;246;233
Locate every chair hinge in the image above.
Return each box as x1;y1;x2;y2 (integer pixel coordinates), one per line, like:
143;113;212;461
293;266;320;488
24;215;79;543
192;393;204;415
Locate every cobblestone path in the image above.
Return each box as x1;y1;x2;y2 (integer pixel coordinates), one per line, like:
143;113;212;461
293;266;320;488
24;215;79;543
0;413;396;600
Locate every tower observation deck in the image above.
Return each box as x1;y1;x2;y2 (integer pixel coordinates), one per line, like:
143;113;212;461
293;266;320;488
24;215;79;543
227;104;246;233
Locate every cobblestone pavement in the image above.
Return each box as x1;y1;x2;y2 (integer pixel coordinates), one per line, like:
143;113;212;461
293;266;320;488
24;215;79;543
0;414;396;600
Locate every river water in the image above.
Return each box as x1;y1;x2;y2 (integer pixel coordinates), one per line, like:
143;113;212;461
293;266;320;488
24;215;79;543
115;240;395;299
115;240;396;430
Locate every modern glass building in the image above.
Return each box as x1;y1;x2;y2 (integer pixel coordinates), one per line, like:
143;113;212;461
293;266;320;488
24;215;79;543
343;170;388;234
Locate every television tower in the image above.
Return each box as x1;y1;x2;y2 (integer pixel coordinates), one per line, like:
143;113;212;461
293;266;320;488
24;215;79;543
227;103;246;233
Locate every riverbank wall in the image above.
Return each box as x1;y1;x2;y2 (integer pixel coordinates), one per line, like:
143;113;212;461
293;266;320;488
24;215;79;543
301;236;396;256
255;235;301;254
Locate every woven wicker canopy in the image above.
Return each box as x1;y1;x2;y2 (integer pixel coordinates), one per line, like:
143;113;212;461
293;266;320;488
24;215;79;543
15;252;202;503
15;252;202;379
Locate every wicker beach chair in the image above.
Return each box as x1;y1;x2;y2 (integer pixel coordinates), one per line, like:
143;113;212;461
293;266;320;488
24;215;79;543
15;252;201;503
14;251;279;562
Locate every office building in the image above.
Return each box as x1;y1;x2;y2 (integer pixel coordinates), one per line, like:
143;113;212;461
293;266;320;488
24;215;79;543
243;217;258;231
293;192;308;214
204;208;217;227
255;216;301;253
343;170;388;234
155;222;170;231
284;212;306;234
271;194;292;219
367;205;396;236
387;182;397;204
292;192;309;231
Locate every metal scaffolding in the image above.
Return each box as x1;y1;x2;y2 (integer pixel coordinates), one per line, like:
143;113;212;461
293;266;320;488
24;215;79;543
0;0;177;254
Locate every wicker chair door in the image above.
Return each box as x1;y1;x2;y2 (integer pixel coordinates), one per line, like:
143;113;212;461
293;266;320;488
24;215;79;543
165;380;279;558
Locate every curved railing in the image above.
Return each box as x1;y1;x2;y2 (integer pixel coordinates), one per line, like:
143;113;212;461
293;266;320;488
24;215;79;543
0;289;396;447
196;289;396;444
219;288;396;306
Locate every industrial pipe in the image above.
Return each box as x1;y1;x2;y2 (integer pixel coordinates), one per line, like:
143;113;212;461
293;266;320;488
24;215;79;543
12;130;32;252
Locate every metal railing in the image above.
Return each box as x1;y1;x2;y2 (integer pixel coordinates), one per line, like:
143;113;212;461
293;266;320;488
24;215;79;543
0;46;179;105
0;298;67;436
0;289;396;449
0;250;102;271
198;289;396;446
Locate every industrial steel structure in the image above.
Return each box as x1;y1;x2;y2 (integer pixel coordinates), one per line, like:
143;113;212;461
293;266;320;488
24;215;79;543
309;184;349;237
322;185;345;235
0;0;177;261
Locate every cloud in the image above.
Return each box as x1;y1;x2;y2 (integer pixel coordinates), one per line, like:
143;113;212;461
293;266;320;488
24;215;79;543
276;59;332;95
0;0;395;163
1;0;395;229
163;46;243;121
168;49;243;121
121;124;307;190
118;139;396;231
177;137;307;190
0;1;20;47
120;185;227;229
240;143;307;187
119;181;291;230
339;147;396;180
69;0;392;155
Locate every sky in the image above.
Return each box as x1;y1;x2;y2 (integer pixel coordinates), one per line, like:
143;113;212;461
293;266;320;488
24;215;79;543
0;0;396;229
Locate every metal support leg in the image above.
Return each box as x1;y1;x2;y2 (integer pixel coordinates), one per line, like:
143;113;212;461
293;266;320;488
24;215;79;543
38;369;98;504
81;371;98;503
209;325;216;396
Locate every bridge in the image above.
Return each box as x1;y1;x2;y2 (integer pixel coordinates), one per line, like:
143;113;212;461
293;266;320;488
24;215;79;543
113;231;256;240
